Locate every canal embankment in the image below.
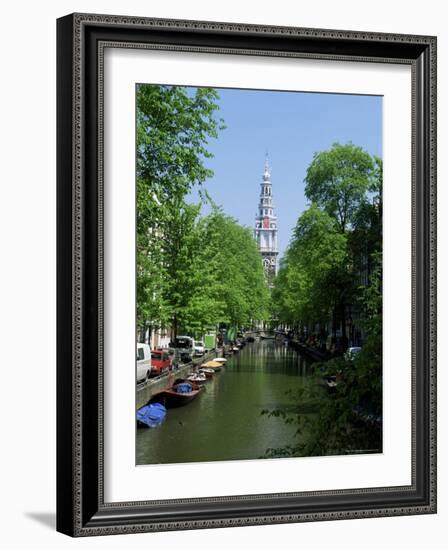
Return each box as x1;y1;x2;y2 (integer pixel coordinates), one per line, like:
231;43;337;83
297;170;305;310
288;340;328;362
136;348;222;409
136;339;314;465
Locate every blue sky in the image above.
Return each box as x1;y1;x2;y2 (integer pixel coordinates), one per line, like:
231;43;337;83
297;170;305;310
188;87;382;259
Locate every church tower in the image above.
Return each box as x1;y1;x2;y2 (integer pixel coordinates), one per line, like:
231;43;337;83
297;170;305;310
254;156;278;285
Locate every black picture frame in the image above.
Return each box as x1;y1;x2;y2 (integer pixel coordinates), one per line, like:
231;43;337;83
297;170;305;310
57;13;437;536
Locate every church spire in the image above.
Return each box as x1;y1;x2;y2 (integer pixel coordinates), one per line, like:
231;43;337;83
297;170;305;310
254;155;278;286
263;152;271;180
264;151;271;176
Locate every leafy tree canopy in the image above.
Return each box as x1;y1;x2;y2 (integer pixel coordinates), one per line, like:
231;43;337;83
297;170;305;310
305;142;375;232
136;85;269;336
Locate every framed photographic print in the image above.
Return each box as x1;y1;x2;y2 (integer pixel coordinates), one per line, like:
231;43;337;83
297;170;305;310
56;13;437;536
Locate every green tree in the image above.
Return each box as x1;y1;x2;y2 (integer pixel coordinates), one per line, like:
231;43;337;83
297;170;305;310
136;84;270;340
272;203;352;337
136;84;224;333
350;156;382;280
274;144;379;338
268;143;383;458
303;143;378;337
305;142;376;233
199;210;270;329
265;251;382;458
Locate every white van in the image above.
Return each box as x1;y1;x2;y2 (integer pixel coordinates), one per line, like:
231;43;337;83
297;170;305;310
136;343;152;383
194;341;206;356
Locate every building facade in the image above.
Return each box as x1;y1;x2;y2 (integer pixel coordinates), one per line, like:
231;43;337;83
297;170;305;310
254;157;278;285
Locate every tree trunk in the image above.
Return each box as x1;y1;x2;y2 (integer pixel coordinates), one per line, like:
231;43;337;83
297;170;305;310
172;314;178;340
340;304;346;344
332;308;337;338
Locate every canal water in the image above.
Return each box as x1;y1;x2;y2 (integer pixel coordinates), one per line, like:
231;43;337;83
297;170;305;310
136;339;314;465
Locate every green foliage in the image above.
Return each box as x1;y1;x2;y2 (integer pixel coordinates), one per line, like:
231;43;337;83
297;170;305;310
265;253;383;458
272;204;354;332
164;207;269;334
136;84;269;337
137;85;224;202
269;142;383;457
273;143;382;333
211;212;271;326
136;84;224;331
305;142;376;233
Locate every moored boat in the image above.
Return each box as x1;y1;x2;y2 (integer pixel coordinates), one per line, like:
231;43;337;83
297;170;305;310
202;360;223;370
156;381;203;408
136;402;167;428
187;372;207;385
199;367;215;379
213;357;227;364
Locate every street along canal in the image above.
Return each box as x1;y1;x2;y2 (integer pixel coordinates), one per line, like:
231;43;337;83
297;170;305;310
136;339;315;465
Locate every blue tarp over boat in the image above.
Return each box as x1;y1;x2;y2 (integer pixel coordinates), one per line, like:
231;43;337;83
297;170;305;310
175;383;193;394
136;402;167;428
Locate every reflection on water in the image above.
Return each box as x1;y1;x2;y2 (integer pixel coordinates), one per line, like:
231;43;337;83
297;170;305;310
136;340;313;465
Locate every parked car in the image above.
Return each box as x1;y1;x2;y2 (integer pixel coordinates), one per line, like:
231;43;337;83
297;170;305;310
136;343;152;383
194;341;206;356
150;349;172;376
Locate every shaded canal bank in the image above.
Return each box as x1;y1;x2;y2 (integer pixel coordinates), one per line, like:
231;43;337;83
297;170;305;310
136;340;315;465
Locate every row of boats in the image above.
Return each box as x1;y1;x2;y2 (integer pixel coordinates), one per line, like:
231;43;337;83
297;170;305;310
137;338;253;427
163;357;228;405
136;357;228;427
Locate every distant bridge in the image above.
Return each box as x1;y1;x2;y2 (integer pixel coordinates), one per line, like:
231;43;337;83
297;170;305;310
244;329;279;339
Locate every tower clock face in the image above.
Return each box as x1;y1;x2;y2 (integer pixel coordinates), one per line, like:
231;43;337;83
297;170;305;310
262;217;270;229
